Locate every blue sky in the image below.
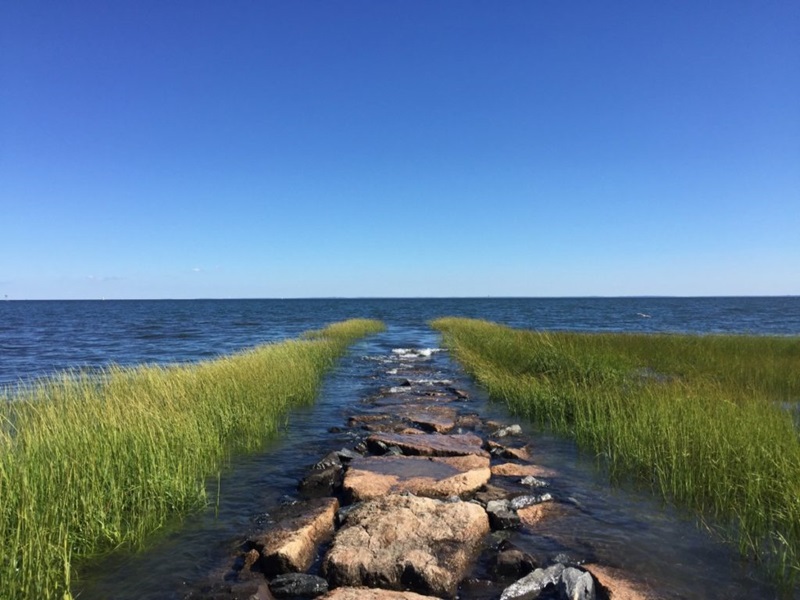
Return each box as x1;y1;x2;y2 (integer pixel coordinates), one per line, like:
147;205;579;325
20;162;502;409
1;1;798;299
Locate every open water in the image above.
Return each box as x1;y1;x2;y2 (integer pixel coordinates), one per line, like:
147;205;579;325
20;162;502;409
1;297;799;599
2;297;799;386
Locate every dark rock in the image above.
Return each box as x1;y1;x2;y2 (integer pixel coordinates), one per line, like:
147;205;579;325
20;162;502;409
493;541;537;580
313;452;342;471
268;573;328;598
335;448;361;462
298;465;343;498
473;484;512;506
485;500;520;530
446;387;470;400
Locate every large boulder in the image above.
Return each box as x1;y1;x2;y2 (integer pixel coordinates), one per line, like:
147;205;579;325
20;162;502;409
343;455;491;501
250;497;339;576
323;494;490;598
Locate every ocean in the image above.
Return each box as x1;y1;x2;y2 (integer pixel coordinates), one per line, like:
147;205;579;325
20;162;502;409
1;296;798;386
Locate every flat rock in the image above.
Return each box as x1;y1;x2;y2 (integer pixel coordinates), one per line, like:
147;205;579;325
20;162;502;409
367;432;489;458
323;494;490;598
319;589;442;600
583;564;660;600
398;404;458;434
373;393;448;408
491;462;557;477
343;455;490;501
251;497;339;576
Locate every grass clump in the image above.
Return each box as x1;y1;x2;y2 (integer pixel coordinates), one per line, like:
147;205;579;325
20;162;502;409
432;317;800;585
0;318;384;600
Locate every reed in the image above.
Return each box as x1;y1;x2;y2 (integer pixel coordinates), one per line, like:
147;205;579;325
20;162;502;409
432;317;800;586
0;318;384;600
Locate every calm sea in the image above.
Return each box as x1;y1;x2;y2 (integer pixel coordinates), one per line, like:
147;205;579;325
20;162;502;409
1;297;798;386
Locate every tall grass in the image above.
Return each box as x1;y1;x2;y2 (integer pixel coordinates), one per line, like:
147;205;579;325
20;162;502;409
0;318;384;600
432;317;800;586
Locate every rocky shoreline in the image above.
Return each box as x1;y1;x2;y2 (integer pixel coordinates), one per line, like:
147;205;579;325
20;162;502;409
184;347;656;600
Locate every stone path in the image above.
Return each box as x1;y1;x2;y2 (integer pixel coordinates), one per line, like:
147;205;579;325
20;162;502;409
185;346;658;600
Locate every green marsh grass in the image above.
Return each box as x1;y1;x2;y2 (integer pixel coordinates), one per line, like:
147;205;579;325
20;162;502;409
0;318;384;600
432;317;800;586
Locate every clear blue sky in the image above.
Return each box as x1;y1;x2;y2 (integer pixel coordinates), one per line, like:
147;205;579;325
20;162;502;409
1;1;798;299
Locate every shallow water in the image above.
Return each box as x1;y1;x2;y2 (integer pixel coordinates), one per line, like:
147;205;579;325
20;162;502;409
3;298;798;598
74;325;784;599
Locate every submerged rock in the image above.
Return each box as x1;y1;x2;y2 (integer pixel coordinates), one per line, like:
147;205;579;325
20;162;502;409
319;589;442;599
583;564;657;600
492;462;557;478
494;424;523;438
323;494;489;598
343;454;490;501
268;573;328;598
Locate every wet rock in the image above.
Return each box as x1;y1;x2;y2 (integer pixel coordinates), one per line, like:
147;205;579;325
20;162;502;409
319;589;442;599
251;497;339;576
458;578;505;599
399;404;458;434
494;424;523;438
559;567;596;600
335;448;361;462
323;494;489;598
184;581;274;600
473;483;512;506
491;463;557;478
520;475;549;488
455;414;482;430
517;503;563;527
583;564;657;600
510;493;553;510
313;452;342;471
366;432;489;458
268;573;328;598
343;454;491;501
298;465;343;498
446;387;469;400
485;499;521;530
493;541;537;580
500;563;565;600
502;446;533;462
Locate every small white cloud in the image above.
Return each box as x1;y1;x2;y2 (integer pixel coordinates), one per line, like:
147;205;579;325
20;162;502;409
192;267;203;273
